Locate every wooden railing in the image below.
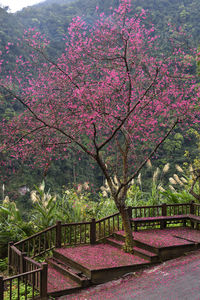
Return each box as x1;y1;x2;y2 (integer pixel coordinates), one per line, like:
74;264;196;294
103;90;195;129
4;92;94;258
96;212;122;241
194;203;200;216
1;201;199;299
14;224;57;258
128;202;195;219
11;202;197;260
3;243;48;299
131;205;162;218
166;203;191;215
60;221;91;246
0;264;47;300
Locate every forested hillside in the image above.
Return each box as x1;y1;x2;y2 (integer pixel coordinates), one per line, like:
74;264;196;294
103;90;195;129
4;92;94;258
0;0;199;199
17;0;200;47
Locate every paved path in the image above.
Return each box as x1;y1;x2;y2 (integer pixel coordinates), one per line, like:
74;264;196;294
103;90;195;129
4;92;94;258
60;250;200;300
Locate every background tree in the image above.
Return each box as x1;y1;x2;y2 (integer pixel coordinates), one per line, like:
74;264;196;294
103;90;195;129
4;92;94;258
0;0;199;251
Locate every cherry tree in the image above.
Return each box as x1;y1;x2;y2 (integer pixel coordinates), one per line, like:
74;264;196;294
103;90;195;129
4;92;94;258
0;0;199;251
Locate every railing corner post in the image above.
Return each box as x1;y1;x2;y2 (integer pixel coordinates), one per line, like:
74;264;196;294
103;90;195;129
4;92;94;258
40;262;48;299
20;252;27;274
90;218;96;245
0;276;3;300
8;241;14;275
190;200;195;215
162;203;167;216
56;221;62;248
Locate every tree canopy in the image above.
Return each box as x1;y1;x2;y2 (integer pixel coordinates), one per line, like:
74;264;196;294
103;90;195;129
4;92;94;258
0;0;199;250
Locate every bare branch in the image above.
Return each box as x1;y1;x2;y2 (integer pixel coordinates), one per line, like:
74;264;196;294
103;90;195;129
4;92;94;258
2;125;46;152
98;67;160;151
116;118;179;197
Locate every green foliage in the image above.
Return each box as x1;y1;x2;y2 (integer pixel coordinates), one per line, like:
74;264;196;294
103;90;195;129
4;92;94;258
160;189;194;204
30;181;60;229
95;193;118;218
0;257;7;272
4;279;39;300
0;197;34;257
57;183;97;222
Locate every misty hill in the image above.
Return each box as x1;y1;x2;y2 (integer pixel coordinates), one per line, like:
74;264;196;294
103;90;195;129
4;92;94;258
16;0;199;47
1;0;199;61
37;0;76;6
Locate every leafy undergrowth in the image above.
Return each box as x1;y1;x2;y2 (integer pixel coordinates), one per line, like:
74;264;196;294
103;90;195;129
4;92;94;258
4;280;39;300
56;244;147;270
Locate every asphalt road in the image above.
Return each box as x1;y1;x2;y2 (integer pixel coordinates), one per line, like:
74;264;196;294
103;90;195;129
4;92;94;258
60;250;200;300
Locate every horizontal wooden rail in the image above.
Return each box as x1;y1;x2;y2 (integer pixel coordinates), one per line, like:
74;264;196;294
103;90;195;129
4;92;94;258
14;224;57;246
62;221;91;226
96;212;120;223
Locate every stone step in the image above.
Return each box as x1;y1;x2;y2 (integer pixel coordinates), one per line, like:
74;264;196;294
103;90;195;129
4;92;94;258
47;264;82;297
133;246;159;263
47;257;90;287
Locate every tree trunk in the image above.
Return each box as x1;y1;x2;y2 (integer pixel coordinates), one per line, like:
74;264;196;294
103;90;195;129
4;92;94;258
119;206;134;253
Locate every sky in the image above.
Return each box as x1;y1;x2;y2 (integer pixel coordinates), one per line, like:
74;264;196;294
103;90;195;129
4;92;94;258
0;0;45;12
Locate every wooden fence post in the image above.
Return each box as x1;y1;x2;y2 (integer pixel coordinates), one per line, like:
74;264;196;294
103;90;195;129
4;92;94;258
40;262;48;299
190;200;195;214
161;203;167;229
8;241;14;274
162;203;167;216
20;252;27;274
190;201;195;228
0;276;3;300
56;221;62;248
90;218;96;244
